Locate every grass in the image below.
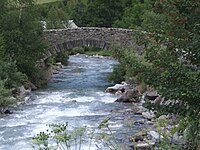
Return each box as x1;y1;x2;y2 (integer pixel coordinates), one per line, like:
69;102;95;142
35;0;61;4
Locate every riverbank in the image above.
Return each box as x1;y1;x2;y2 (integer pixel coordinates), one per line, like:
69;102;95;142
0;51;115;114
105;82;187;149
0;61;64;114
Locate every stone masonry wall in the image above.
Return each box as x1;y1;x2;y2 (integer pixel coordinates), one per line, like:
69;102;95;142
43;27;140;60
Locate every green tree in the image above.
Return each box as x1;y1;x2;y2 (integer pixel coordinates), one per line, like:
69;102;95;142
114;0;200;148
70;1;87;26
0;60;26;89
0;34;26;89
0;81;14;111
0;0;46;78
111;0;199;149
83;0;125;27
0;34;26;109
46;2;68;29
113;0;152;28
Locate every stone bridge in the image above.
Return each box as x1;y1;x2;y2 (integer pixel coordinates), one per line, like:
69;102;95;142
43;27;140;60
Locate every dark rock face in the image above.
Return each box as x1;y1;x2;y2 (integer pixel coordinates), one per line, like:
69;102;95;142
4;109;13;114
115;89;141;103
134;136;144;142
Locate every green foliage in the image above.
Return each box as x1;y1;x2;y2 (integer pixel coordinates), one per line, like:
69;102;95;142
69;1;87;26
112;0;200;149
0;36;26;89
29;66;52;87
47;51;69;65
32;122;86;150
0;60;26;89
85;0;124;27
154;118;182;150
46;2;68;29
113;0;152;28
0;23;26;109
36;1;70;29
141;11;169;33
96;117;123;150
55;51;69;65
108;64;126;84
32;118;125;150
69;0;130;27
0;81;15;109
0;61;24;110
0;1;46;78
109;49;150;84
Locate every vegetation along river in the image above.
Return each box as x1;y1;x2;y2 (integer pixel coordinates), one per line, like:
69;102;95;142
0;55;144;150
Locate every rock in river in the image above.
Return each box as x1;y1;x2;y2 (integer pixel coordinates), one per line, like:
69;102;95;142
115;89;141;103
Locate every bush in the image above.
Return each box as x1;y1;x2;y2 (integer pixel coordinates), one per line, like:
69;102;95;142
0;60;26;89
108;63;126;84
0;80;17;110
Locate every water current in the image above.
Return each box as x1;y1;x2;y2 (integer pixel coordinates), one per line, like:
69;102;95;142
0;55;143;150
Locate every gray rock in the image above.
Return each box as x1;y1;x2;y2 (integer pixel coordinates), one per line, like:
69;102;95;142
158;115;169;119
115;89;141;103
134;119;146;126
135;106;148;115
134;141;155;150
26;81;37;90
17;86;31;96
148;131;163;141
142;111;155;120
105;82;128;94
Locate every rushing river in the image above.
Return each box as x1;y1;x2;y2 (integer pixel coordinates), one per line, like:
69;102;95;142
0;55;143;150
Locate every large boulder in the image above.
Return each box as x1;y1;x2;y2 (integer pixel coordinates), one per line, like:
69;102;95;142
133;141;155;150
24;81;37;90
115;89;141;103
17;86;31;96
105;82;128;94
147;130;163;141
142;111;156;120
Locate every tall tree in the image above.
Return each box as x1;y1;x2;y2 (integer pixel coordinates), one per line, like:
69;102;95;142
119;0;200;148
113;0;152;28
84;0;124;27
111;0;199;148
0;0;46;77
70;1;87;26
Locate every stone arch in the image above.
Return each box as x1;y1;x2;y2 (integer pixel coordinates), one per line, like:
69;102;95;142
43;38;111;60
